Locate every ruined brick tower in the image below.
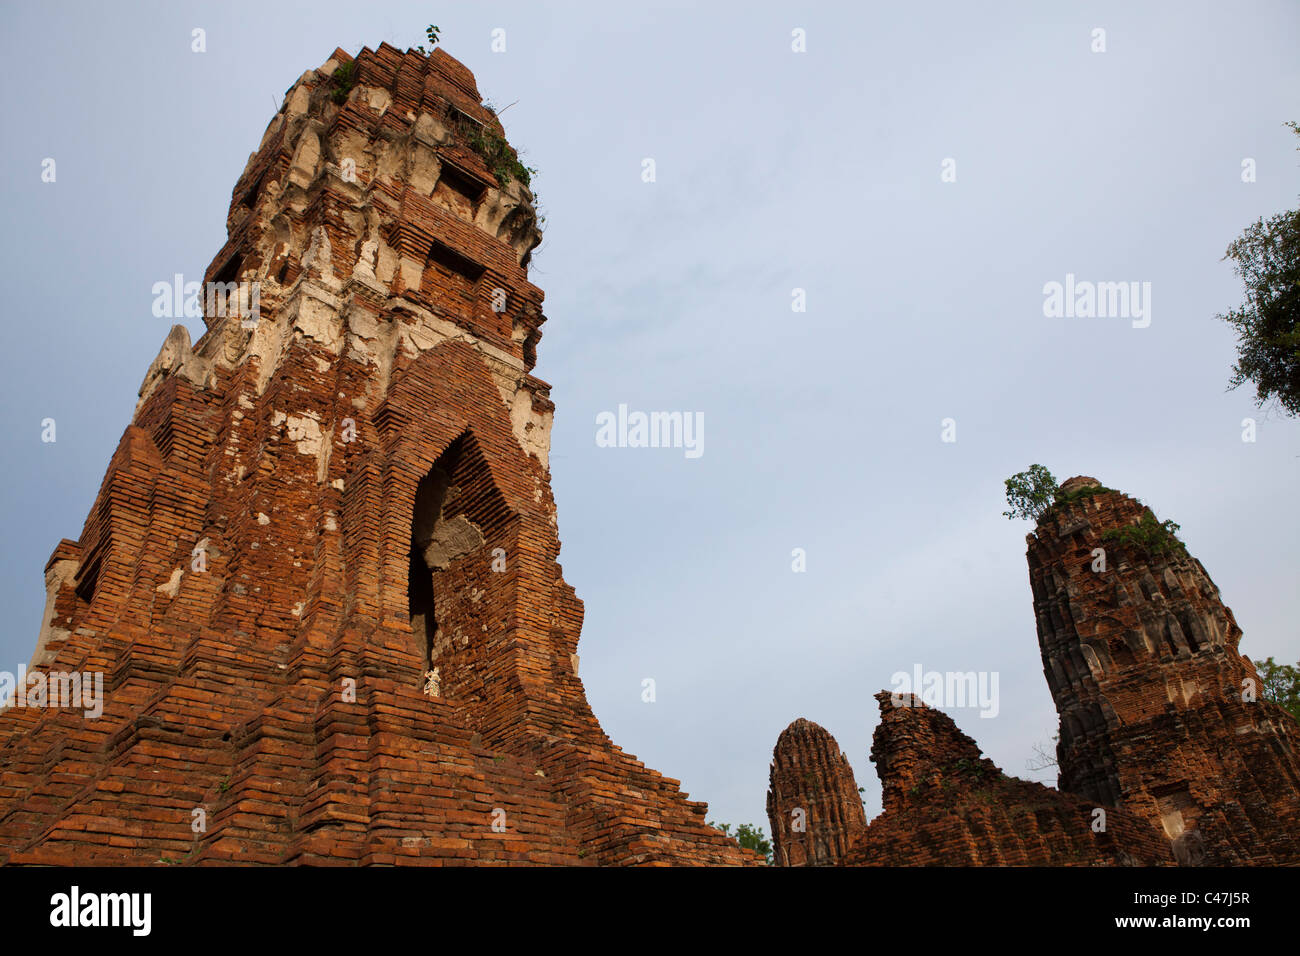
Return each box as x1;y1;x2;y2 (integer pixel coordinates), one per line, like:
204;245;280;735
766;718;867;866
1028;477;1300;865
770;697;1171;866
0;44;754;866
765;474;1300;867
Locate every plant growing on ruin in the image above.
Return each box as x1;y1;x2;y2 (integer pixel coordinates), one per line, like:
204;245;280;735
1004;466;1119;521
1002;464;1058;521
416;24;441;55
1218;122;1300;417
1053;482;1114;507
1100;508;1185;558
330;60;357;105
457;115;535;189
1026;734;1059;772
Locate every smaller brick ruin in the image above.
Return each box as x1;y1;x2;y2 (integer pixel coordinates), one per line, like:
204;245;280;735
768;477;1300;867
769;697;1171;866
767;718;867;866
1028;477;1300;865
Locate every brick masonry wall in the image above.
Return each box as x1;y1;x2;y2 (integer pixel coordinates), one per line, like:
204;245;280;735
844;693;1173;865
767;696;1172;866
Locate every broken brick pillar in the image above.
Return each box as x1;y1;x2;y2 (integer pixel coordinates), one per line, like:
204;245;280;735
766;718;868;866
843;693;1173;865
1027;476;1300;865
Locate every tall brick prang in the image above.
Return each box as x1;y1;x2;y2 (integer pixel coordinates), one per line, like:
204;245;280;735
1027;476;1300;865
0;44;757;866
766;718;868;866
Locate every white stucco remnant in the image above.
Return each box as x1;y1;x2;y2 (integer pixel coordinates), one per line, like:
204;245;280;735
272;410;325;459
135;324;217;419
419;514;485;570
156;567;184;599
351;236;380;282
301;225;333;279
31;558;78;669
507;387;553;468
365;86;392;115
283;283;345;357
285;79;313;119
290;128;323;189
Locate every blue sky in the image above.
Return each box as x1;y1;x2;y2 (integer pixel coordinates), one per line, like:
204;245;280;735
1;0;1297;833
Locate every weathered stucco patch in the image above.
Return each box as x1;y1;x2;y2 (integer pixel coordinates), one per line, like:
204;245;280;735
419;513;486;570
155;567;184;598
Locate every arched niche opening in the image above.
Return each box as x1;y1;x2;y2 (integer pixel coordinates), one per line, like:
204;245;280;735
407;465;450;667
404;435;491;696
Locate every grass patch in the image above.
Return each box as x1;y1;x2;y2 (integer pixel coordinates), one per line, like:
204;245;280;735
456;114;536;190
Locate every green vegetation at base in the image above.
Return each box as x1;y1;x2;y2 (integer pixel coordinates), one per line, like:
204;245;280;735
709;821;773;865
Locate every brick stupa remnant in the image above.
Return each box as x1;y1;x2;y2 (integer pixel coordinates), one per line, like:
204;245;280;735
0;44;756;866
767;479;1300;867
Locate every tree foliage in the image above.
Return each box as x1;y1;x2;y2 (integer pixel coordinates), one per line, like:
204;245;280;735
709;821;773;865
1218;122;1300;416
1002;464;1058;521
1258;656;1300;723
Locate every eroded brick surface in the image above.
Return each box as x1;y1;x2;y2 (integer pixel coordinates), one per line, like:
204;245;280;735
1028;477;1300;865
767;718;867;866
0;44;756;867
842;694;1172;866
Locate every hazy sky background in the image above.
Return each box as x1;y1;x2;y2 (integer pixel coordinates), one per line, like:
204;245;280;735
1;0;1297;834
